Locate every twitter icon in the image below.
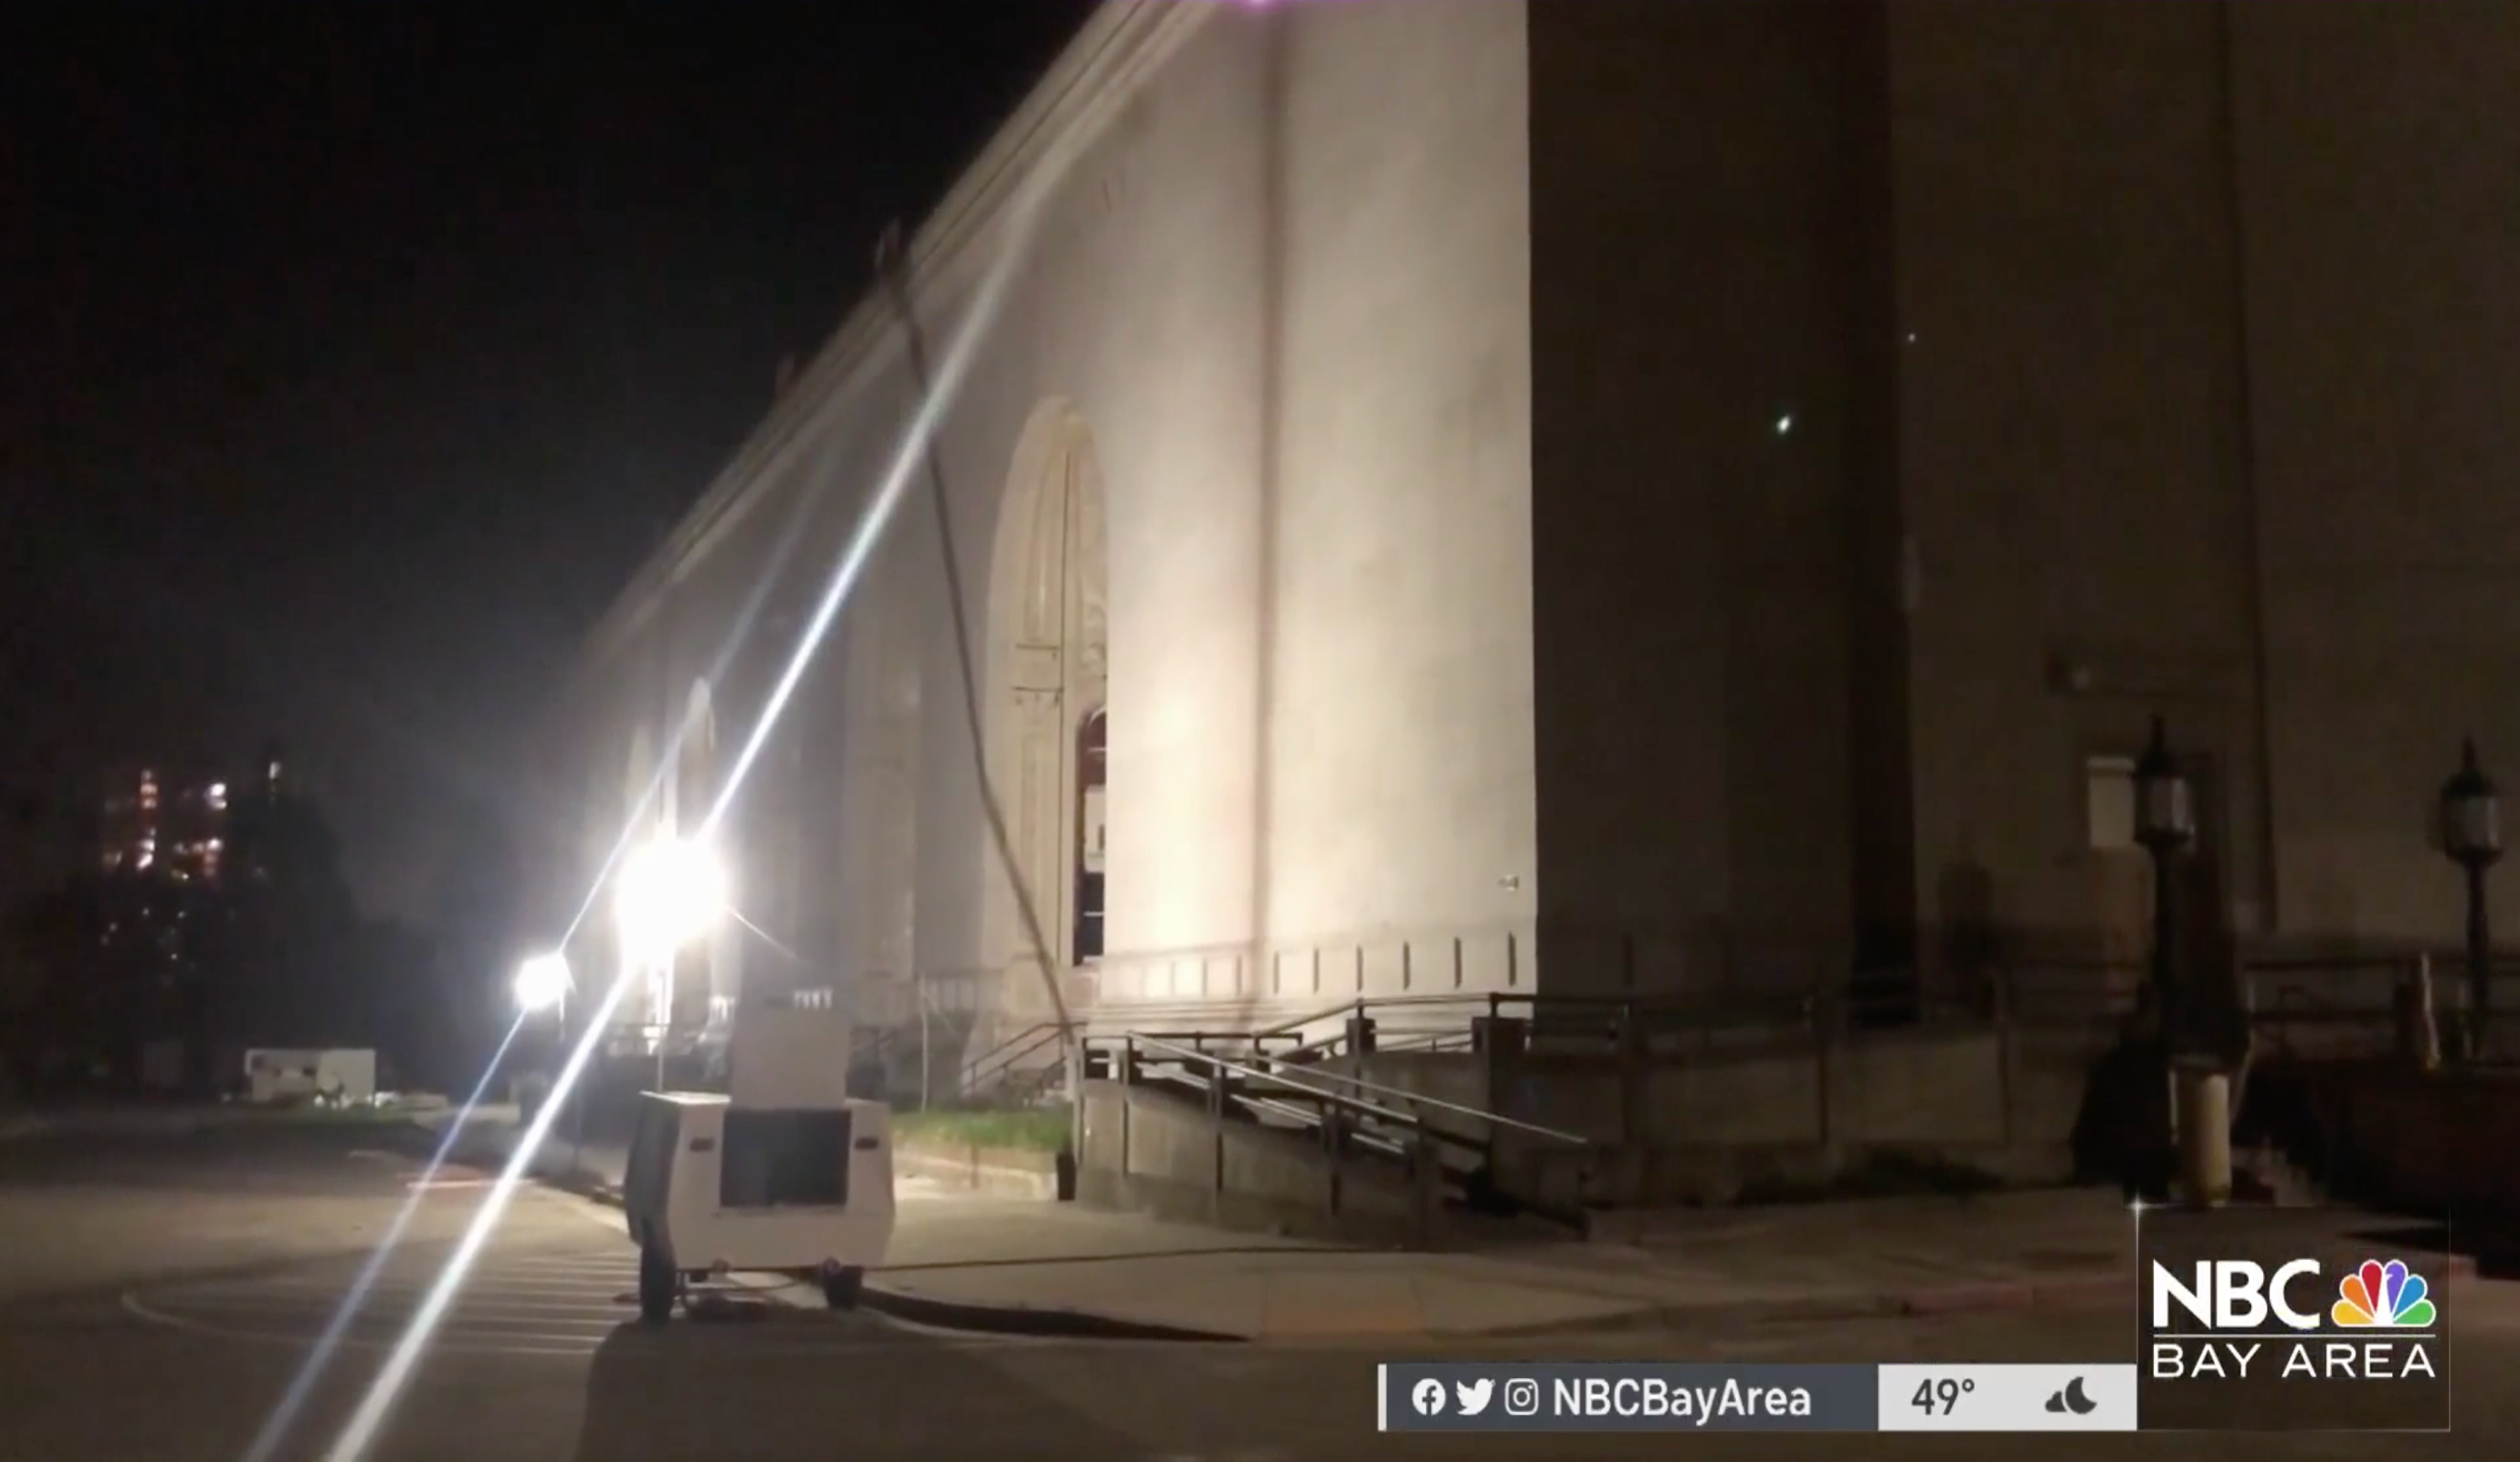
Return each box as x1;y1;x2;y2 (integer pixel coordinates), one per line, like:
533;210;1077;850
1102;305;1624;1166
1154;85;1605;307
1455;1379;1495;1416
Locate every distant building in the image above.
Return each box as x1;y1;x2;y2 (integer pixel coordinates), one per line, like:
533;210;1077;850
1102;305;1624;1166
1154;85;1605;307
99;768;230;884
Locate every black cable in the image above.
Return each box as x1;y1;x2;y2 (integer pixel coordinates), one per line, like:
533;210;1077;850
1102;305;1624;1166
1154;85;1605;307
872;223;1079;1085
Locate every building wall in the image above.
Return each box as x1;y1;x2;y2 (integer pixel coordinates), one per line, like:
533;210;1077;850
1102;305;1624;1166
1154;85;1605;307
547;0;2520;1047
2233;1;2520;948
1527;0;2520;999
1894;0;2520;963
1889;0;2266;968
547;1;1538;1040
1527;0;1870;999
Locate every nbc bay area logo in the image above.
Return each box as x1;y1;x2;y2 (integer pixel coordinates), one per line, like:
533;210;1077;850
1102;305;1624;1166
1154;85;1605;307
2148;1257;2439;1382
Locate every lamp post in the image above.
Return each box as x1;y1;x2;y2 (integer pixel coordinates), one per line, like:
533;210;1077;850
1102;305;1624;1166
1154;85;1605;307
2437;738;2501;1060
2133;715;2197;1055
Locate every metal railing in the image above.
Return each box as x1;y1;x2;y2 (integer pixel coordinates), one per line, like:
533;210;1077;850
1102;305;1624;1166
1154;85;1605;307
954;1021;1064;1100
947;946;2520;1100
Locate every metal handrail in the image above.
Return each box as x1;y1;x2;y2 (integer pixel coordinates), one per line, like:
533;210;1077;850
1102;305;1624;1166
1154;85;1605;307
1098;1037;1415;1139
1252;992;1475;1039
1245;954;2510;1038
958;1021;1063;1093
1112;1033;1588;1146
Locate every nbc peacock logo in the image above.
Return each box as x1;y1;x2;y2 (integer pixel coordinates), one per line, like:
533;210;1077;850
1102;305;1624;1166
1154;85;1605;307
2331;1260;2435;1330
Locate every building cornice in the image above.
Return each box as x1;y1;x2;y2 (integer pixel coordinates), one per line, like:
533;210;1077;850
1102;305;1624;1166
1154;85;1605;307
564;0;1220;703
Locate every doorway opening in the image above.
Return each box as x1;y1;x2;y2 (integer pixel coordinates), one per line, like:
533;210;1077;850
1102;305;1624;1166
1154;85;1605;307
986;402;1108;1016
1075;707;1107;963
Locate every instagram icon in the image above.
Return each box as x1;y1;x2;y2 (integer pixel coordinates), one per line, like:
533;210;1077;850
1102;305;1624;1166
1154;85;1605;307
1504;1379;1540;1417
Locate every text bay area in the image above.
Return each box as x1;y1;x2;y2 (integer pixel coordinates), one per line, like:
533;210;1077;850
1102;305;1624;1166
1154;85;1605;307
2150;1337;2438;1381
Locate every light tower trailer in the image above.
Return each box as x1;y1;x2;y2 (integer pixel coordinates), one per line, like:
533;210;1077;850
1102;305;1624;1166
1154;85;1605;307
619;1090;897;1323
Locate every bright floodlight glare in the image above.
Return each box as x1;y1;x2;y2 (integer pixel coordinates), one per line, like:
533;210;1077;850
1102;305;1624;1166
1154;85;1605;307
512;952;572;1012
322;145;1047;1462
614;836;727;959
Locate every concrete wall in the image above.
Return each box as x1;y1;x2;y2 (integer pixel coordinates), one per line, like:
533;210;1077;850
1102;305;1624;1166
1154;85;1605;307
2233;3;2520;946
1889;0;2266;956
1523;0;2520;1004
1339;1020;2111;1206
1075;1078;1430;1244
1526;0;1870;998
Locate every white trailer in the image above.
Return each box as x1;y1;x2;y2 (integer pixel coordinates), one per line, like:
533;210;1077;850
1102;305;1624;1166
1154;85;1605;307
242;1047;377;1105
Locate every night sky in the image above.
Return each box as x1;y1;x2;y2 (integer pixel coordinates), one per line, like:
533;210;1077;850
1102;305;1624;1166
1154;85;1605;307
2;1;1098;920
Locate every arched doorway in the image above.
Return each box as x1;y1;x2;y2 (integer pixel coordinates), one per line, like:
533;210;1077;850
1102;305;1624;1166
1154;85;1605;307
1075;707;1107;963
986;402;1109;1019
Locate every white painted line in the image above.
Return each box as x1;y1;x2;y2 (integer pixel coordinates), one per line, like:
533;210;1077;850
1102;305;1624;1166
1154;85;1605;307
153;1292;632;1326
496;1256;638;1274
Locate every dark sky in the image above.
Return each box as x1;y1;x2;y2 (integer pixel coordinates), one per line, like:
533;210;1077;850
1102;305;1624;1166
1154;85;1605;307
1;1;1097;920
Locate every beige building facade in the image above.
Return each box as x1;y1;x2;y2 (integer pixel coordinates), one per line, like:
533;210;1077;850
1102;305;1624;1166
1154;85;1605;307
535;0;2520;1062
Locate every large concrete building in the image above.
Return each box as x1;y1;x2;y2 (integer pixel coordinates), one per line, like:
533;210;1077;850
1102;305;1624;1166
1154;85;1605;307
534;0;2520;1078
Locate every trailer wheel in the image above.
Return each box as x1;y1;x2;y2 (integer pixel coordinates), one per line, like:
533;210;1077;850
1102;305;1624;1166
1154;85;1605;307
821;1263;864;1311
638;1244;678;1324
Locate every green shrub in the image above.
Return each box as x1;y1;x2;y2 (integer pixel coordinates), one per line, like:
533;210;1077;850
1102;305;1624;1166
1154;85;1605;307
893;1104;1071;1153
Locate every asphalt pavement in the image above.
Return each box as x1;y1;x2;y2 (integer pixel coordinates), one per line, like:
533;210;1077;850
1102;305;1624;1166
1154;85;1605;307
2;1116;2517;1459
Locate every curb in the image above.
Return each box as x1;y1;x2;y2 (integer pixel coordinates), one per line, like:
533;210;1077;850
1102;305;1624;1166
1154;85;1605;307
894;1148;1059;1201
1489;1249;2481;1339
404;1118;626;1201
856;1283;1244;1342
1485;1273;2129;1341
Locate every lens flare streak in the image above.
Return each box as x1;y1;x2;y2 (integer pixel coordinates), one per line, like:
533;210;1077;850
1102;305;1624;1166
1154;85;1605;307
316;973;638;1462
315;204;1047;1462
236;1018;525;1462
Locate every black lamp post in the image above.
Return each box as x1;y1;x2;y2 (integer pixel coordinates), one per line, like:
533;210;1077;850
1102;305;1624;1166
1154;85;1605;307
2134;716;2197;1054
2437;737;2501;1059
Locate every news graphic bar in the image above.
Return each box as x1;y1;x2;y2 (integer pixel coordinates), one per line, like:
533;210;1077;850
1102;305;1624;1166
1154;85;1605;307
1374;1363;2141;1433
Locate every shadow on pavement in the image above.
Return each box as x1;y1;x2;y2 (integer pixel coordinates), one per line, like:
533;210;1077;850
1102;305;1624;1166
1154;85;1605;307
571;1314;1143;1461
